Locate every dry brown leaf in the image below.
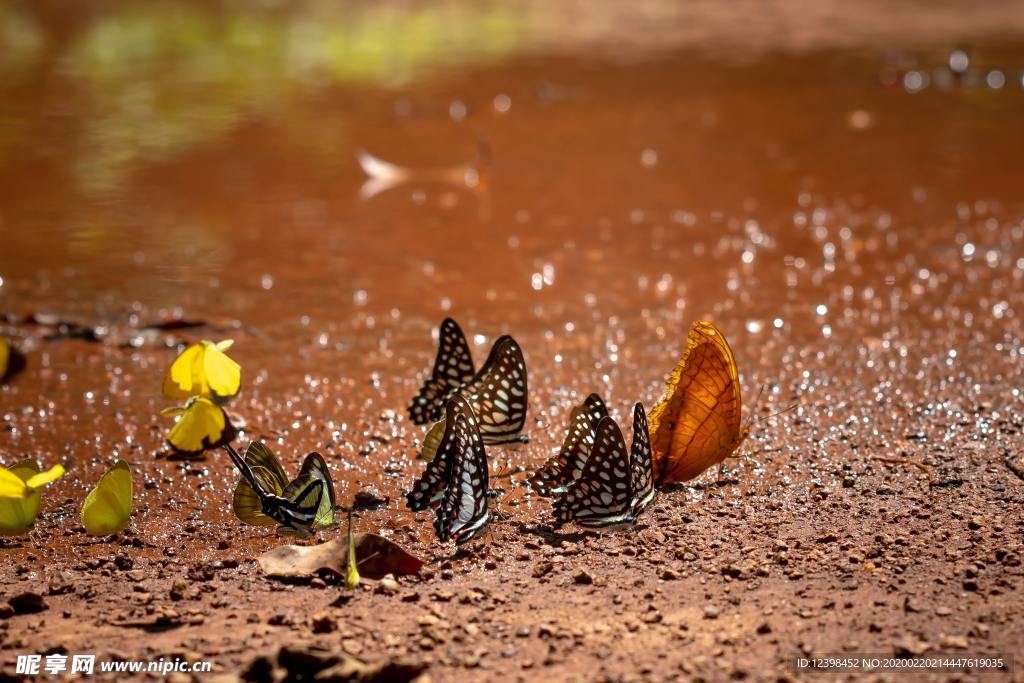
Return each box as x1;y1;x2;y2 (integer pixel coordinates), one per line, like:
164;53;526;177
258;533;424;579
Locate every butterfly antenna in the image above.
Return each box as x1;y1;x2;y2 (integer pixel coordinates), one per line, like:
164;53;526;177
873;456;934;482
222;444;247;476
755;397;802;424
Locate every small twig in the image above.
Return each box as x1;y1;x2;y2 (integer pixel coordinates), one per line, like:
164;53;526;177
1004;457;1024;482
872;456;934;483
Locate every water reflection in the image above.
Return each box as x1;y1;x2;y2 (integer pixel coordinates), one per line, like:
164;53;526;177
37;3;520;196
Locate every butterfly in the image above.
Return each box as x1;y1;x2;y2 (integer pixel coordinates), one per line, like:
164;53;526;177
228;441;337;534
81;461;133;536
0;336;9;380
161;396;234;456
648;321;748;484
163;339;241;401
406;394;491;545
552;403;656;529
0;336;25;382
408;318;475;425
418;335;529;461
529;393;608;496
0;460;64;536
552;416;635;529
224;442;334;537
629;403;656;516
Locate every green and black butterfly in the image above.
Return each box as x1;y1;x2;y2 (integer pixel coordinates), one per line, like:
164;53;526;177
406;394;492;545
224;441;336;537
552;403;655;529
530;393;607;496
411;319;529;460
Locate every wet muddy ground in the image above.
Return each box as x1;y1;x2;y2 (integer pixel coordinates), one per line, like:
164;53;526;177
1;2;1023;681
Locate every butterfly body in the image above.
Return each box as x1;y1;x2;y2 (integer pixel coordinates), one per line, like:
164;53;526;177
553;416;635;529
649;321;747;484
407;394;492;545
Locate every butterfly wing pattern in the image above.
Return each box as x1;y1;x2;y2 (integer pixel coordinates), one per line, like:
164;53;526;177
163;396;232;456
292;452;337;528
406;396;465;512
628;403;656;516
553;416;636;529
648;321;747;484
529;393;607;496
433;400;491;544
232;441;289;527
454;335;528;444
408;318;476;425
224;443;323;537
418;333;530;460
407;394;492;544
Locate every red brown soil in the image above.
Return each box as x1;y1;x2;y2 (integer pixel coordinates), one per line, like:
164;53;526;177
1;2;1023;681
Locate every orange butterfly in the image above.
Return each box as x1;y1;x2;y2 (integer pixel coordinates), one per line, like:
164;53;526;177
648;321;748;484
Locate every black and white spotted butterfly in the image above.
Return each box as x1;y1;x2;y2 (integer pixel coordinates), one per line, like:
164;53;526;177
629;403;656;516
552;403;656;529
408;318;475;426
529;393;607;496
406;394;491;544
419;334;529;460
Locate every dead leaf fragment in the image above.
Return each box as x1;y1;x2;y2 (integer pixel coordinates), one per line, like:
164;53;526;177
258;533;424;579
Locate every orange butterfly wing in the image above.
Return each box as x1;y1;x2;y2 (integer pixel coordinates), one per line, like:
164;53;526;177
649;321;746;484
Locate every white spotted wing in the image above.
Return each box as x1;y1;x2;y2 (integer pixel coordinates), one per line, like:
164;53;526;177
456;335;528;444
530;393;606;496
553;416;636;529
433;396;491;544
629;403;656;517
405;396;467;511
408;318;475;425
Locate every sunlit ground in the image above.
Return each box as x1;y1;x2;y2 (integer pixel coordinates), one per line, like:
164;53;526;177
1;1;1023;680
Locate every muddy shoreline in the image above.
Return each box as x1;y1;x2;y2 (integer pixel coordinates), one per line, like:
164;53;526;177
2;2;1023;680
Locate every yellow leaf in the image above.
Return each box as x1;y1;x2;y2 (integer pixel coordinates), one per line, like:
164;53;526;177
345;508;360;589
